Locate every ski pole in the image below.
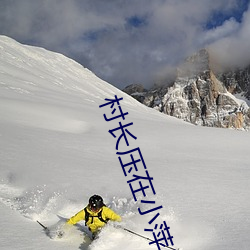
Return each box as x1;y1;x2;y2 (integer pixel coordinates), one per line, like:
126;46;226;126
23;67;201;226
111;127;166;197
122;227;178;250
37;220;48;230
37;220;50;233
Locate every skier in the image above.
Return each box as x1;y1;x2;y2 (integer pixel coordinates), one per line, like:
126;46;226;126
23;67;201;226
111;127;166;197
66;194;121;239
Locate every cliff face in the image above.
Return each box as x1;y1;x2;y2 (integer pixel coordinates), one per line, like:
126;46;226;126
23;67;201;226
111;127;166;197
123;49;250;130
218;66;250;99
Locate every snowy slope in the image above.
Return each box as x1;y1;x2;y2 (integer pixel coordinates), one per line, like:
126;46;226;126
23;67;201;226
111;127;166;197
0;36;250;250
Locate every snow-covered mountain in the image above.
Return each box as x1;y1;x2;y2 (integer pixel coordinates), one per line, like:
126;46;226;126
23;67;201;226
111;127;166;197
0;36;250;250
124;49;250;130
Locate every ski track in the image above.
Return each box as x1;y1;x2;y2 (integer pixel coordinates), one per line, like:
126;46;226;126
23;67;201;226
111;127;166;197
0;175;208;250
0;181;173;250
0;181;213;250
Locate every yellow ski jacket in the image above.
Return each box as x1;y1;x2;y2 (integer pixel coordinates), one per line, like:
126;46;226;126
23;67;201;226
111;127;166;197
67;206;121;233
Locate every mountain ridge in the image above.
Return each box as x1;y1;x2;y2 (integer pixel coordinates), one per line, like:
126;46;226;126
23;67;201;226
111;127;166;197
123;49;250;130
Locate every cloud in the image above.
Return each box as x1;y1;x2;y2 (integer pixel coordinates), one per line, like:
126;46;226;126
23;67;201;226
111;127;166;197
200;18;240;45
208;4;250;69
0;0;249;89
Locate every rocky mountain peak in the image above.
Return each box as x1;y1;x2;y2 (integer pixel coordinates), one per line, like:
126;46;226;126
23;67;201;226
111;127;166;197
123;49;250;130
177;49;210;78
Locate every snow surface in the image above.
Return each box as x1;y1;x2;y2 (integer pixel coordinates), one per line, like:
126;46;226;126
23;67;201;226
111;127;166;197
0;35;250;250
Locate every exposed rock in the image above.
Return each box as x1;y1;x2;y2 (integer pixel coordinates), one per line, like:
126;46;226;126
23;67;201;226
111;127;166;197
123;49;250;130
217;66;250;99
123;84;147;103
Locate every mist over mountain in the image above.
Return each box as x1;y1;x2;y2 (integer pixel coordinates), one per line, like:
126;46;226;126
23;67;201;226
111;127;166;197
123;49;250;130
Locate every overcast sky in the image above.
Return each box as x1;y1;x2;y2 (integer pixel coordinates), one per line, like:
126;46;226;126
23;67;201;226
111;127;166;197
0;0;249;89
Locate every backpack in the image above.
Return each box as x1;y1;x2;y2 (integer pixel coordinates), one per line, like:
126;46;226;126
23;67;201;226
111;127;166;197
84;206;109;226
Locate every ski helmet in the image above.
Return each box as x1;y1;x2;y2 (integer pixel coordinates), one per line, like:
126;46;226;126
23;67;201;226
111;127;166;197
89;195;104;211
